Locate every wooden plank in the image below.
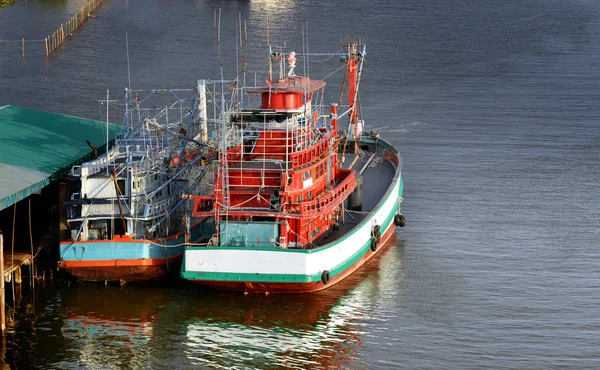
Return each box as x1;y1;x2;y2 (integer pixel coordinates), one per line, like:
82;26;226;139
3;252;32;279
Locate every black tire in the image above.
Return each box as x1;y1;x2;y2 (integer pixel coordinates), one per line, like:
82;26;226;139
370;237;378;252
398;214;406;227
373;225;381;243
321;270;330;285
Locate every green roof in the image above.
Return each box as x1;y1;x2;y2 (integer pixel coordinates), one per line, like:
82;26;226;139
0;105;124;211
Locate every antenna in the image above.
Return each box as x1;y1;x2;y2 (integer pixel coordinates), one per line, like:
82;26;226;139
126;33;132;89
266;11;270;47
302;25;306;78
306;21;310;81
99;90;117;175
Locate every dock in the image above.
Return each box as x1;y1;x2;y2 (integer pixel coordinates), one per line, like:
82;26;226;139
1;233;37;334
3;252;33;285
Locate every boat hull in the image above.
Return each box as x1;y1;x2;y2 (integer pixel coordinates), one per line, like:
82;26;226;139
58;254;183;282
59;221;209;282
187;221;397;293
181;137;404;293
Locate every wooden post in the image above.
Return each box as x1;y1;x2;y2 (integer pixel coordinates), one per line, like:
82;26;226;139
45;37;49;56
58;183;69;241
21;38;24;58
28;200;35;291
1;231;5;335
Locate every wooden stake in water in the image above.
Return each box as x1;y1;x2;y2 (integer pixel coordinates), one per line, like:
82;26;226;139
22;38;24;59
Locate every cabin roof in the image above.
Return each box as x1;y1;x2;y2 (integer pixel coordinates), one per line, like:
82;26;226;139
247;75;326;94
0;105;124;211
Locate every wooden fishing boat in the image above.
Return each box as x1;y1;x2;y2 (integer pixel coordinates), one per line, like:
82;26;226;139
181;41;406;293
58;88;214;282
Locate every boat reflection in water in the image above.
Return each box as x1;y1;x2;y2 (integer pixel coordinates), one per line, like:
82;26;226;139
184;234;404;369
56;233;402;368
59;284;160;368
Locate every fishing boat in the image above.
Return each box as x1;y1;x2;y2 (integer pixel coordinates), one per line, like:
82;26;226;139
58;88;214;282
181;40;406;293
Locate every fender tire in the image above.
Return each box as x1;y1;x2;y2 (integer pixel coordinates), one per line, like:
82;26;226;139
370;237;378;252
321;270;330;285
374;225;381;243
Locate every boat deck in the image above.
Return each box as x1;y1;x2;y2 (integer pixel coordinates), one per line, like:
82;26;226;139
315;151;396;246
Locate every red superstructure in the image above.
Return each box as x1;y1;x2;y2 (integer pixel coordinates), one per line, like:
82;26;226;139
191;47;365;249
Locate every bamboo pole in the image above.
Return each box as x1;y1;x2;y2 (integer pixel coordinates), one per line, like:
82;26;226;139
11;204;15;304
1;231;5;335
45;37;48;57
28;200;35;291
21;38;24;58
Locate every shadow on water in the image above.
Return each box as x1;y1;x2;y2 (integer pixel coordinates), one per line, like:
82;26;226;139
2;234;404;369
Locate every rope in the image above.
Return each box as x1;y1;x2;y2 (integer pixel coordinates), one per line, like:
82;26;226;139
0;39;47;43
321;63;347;81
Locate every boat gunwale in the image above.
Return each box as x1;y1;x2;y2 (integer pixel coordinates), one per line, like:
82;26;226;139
184;135;402;255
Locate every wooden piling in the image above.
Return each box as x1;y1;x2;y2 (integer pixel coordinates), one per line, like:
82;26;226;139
21;38;24;58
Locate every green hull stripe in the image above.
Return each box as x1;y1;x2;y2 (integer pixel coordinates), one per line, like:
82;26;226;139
181;201;399;283
184;177;402;255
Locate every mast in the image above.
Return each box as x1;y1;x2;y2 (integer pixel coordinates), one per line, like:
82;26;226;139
347;43;366;138
220;65;230;209
197;80;208;142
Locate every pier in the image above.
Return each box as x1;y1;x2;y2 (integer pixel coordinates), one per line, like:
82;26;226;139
3;252;33;285
0;233;37;334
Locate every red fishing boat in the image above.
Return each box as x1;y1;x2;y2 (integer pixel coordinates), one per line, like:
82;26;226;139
181;40;406;293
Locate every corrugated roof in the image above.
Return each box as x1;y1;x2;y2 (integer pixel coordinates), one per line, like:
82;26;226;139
0;105;124;211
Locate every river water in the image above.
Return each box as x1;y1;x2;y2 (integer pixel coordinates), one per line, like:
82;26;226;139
1;0;600;368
